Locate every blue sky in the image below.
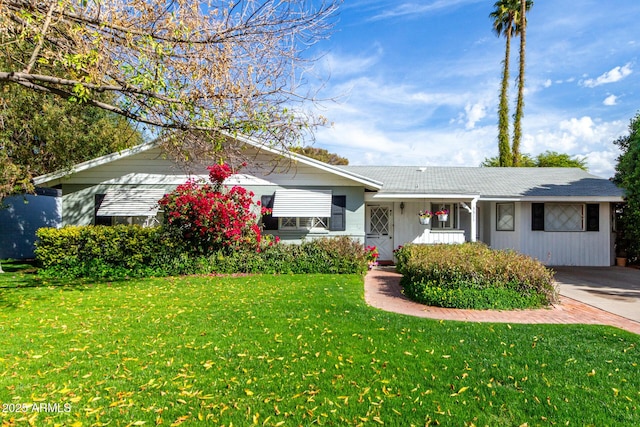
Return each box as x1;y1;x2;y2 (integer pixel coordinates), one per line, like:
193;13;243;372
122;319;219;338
306;0;640;178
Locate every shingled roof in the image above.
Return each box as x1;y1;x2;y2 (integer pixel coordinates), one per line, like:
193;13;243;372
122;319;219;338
338;166;624;199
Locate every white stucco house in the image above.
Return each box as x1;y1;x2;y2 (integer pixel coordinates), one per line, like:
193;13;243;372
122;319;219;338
28;134;624;266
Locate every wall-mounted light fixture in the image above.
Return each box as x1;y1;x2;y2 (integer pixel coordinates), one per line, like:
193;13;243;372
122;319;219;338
400;202;405;214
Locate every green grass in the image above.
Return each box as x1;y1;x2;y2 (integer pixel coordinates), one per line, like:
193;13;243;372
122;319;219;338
0;264;638;426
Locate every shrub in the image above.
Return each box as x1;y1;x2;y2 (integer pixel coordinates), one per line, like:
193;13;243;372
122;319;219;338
206;236;369;275
395;243;558;310
35;227;368;279
35;225;179;279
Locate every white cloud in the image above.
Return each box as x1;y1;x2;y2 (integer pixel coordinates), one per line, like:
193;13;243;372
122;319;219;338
603;94;617;106
582;63;633;87
464;102;487;129
560;116;596;140
543;79;552;88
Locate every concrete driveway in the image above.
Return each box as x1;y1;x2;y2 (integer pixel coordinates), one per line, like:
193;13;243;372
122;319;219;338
552;266;640;323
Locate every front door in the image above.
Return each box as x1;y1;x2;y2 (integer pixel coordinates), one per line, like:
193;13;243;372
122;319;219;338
366;204;394;261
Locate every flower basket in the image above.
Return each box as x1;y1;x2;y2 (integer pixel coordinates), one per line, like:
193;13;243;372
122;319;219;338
438;214;448;222
419;216;430;225
418;210;432;225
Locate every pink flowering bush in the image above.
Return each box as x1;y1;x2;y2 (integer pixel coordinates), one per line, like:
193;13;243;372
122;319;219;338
158;163;270;254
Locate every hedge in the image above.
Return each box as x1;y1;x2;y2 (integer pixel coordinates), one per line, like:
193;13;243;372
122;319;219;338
395;243;558;310
34;226;369;279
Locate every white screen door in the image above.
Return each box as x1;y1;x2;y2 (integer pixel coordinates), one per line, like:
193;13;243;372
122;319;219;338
365;205;393;261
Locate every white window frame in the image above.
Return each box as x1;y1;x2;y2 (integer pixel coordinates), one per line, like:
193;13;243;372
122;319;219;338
496;202;515;231
431;204;457;230
545;203;585;232
279;217;329;231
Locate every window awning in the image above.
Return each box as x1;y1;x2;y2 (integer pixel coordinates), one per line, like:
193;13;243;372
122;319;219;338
272;189;332;217
97;189;166;217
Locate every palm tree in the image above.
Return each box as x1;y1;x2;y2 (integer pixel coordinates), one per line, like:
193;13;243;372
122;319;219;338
490;0;533;167
512;0;533;166
490;0;518;167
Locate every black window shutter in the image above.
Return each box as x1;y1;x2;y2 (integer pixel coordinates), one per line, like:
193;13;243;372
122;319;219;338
531;203;545;231
586;204;599;231
329;195;346;231
261;194;278;230
94;194;112;225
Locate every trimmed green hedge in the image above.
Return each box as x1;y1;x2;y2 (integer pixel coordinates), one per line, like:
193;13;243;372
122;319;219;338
35;226;368;279
395;243;558;310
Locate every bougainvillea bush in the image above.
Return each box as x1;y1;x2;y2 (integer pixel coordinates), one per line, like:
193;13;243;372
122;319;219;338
158;163;268;254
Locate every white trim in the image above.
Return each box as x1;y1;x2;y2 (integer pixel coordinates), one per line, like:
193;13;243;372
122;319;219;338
482;196;623;202
366;193;479;201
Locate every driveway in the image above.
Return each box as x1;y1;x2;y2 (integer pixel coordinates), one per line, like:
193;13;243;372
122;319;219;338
552;266;640;323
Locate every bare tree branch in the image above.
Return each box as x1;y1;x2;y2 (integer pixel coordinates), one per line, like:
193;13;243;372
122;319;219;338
1;0;339;160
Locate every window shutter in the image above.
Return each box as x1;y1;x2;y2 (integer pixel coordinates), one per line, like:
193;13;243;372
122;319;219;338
329;195;346;231
586;204;599;231
531;203;545;231
261;194;278;230
94;194;112;225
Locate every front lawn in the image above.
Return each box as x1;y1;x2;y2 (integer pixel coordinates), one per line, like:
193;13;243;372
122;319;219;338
0;267;638;426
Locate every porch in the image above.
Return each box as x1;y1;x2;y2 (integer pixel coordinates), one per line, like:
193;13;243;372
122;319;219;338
364;194;484;262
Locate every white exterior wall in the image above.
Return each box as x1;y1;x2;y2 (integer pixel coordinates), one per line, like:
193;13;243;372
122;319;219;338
490;202;615;266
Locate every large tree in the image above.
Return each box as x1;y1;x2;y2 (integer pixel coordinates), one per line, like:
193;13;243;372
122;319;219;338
613;112;640;262
489;0;532;167
0;0;339;162
490;0;517;167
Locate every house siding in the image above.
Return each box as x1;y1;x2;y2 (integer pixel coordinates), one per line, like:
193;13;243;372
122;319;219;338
490;202;614;266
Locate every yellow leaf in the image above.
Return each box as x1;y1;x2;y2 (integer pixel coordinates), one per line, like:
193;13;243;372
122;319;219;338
244;389;254;396
457;386;469;394
131;422;146;426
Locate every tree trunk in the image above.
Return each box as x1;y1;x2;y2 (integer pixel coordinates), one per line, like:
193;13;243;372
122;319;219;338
512;0;527;167
498;27;512;167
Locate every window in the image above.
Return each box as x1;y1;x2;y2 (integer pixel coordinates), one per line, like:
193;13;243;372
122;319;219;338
431;204;457;229
496;203;515;231
545;204;584;231
261;194;346;232
280;216;329;230
531;203;600;232
94;189;164;227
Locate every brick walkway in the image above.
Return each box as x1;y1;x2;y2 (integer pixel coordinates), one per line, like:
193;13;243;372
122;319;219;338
365;267;640;335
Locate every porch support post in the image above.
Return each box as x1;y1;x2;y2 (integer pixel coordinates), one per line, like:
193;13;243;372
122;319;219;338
470;197;478;242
